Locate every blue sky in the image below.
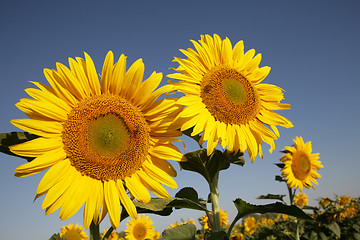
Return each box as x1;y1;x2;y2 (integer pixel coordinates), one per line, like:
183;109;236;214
1;1;359;239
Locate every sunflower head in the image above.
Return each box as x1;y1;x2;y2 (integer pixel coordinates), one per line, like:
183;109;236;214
294;192;308;207
168;34;293;162
59;223;89;240
281;136;323;191
125;214;156;240
10;51;183;229
101;228;120;240
243;217;258;235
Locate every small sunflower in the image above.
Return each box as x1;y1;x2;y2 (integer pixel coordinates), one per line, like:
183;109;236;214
125;214;156;240
337;196;352;207
243;217;258;235
199;209;229;230
281;136;323;191
294;192;308;207
59;223;89;240
101;229;120;240
10;51;183;229
168;34;293;162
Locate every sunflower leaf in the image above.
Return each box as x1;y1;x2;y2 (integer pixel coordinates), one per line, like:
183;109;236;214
230;198;312;228
257;194;286;201
180;148;231;185
175;187;200;204
121;196;208;221
180;148;211;183
225;151;245;166
207;231;229;240
275;163;285;169
48;233;67;240
275;175;286;182
0;131;38;162
159;223;196;240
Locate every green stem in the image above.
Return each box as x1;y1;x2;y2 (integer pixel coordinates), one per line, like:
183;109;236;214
209;171;221;232
227;213;240;237
287;185;295;205
90;221;100;240
295;219;300;240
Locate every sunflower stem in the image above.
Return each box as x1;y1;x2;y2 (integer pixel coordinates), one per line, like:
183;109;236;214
209;171;221;232
295;219;301;240
90;221;100;240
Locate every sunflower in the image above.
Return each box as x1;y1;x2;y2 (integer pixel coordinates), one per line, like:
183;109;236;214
168;34;293;162
59;223;89;240
294;192;308;207
10;51;183;229
101;228;120;240
243;217;258;235
281;136;323;191
199;208;228;230
125;214;156;240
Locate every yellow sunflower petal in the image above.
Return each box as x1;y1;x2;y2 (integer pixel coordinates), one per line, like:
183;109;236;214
104;180;121;228
10;137;63;157
117;181;137;219
15;148;66;177
125;174;151;204
11;119;62;137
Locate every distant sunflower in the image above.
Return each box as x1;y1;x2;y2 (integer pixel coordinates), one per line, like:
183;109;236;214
199;208;228;230
101;229;120;240
294;192;308;207
125;214;156;240
60;223;89;240
281;136;323;191
244;217;258;235
168;34;293;162
10;51;183;229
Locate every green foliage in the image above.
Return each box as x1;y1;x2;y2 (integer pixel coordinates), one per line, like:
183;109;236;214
233;198;312;221
206;231;229;240
180;148;244;185
257;194;286;202
0;131;38;161
159;224;197;240
120;188;207;221
48;233;67;240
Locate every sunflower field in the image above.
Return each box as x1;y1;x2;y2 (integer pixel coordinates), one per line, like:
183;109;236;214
1;34;358;240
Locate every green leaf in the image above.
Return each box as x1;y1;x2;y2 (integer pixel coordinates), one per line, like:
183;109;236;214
0;132;38;161
181;148;210;183
175;187;200;204
225;151;245;166
121;198;174;220
275;175;286;182
353;232;360;240
169;187;208;212
231;198;312;227
257;194;286;201
120;189;208;221
159;224;196;240
207;231;229;240
48;233;67;240
180;149;230;184
275;163;285;168
325;221;341;238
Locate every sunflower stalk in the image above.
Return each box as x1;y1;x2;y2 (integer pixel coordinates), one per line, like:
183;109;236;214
90;222;100;240
209;171;221;232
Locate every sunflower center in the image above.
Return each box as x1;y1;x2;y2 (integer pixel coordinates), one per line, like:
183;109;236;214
62;94;150;181
223;77;248;105
292;152;311;180
134;223;147;239
200;66;261;124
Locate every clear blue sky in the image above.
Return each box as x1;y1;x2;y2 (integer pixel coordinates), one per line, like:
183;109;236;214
1;1;359;239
